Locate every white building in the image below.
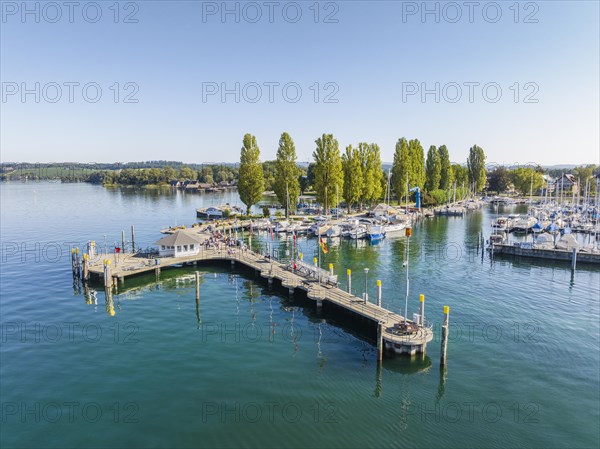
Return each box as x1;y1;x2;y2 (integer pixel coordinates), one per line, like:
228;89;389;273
155;231;203;257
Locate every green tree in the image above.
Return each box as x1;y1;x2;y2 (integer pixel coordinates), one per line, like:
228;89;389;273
509;167;544;195
438;145;453;190
573;165;598;196
163;167;177;182
198;166;214;184
467;145;487;192
366;143;383;204
179;166;196;181
274;132;301;217
408;139;425;189
313;134;343;213
392;137;410;203
341;145;363;212
262;160;277;191
452;164;469;189
488;166;511;193
425;145;441;192
359;143;384;206
238;134;265;214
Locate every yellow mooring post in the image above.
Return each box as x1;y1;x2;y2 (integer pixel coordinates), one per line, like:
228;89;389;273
346;269;352;293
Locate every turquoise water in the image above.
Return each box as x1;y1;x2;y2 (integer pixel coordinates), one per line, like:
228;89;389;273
1;182;598;448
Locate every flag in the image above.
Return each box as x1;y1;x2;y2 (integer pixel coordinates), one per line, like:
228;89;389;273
319;238;328;254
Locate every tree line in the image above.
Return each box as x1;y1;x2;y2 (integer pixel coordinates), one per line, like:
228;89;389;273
237;132;489;214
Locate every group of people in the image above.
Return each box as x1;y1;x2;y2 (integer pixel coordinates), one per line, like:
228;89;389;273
203;230;248;256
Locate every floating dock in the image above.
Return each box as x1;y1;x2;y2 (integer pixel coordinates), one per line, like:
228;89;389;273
83;246;434;356
491;243;600;265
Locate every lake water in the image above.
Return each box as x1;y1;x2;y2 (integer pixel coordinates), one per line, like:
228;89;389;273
1;182;598;449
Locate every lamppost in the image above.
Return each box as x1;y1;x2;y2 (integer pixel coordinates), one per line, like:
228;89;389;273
364;267;369;302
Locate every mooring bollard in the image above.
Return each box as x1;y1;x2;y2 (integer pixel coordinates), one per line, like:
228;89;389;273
420;294;425;325
347;269;352;293
376;280;382;307
440;305;450;366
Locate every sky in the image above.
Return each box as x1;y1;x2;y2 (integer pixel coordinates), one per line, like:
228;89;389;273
1;0;599;166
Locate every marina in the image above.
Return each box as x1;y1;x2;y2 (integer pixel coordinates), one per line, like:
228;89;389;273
2;182;599;449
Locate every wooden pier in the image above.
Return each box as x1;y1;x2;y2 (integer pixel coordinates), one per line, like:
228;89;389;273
84;246;433;355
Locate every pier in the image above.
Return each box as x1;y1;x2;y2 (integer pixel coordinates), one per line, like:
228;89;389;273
491;243;600;265
83;246;433;356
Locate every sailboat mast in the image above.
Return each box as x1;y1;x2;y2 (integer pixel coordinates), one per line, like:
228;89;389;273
404;232;410;326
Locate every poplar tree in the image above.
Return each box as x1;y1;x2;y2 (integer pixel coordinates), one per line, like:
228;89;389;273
366;143;383;205
341;145;363;212
425;145;441;192
238;133;265;214
408;138;426;189
467;144;487;192
438;145;453;191
392;137;410;203
274;132;300;217
313;134;343;213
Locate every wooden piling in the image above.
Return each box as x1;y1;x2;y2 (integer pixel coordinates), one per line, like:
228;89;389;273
131;225;135;253
571;248;577;270
440;305;450;366
377;322;383;361
419;294;425;325
82;254;89;282
195;271;200;301
376;280;382;307
103;260;111;288
329;263;334;276
121;230;125;253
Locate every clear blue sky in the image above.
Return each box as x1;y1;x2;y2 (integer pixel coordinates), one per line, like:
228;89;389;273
1;0;598;166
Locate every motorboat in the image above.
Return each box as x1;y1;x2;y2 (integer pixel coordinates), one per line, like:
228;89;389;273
367;224;386;241
326;225;342;238
492;216;510;232
512;215;537;233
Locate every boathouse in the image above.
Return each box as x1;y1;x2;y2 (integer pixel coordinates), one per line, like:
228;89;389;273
155;231;204;257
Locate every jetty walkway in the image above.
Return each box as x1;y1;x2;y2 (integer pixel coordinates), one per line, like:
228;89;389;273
84;246;433;355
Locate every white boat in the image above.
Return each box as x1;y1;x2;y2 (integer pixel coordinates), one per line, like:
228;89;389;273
273;220;289;233
512;215;537;233
349;226;367;240
492;216;510;232
367;225;386;241
384;222;406;235
326;225;342;238
310;221;331;236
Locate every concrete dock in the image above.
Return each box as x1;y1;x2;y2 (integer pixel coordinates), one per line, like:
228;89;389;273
491;243;600;265
84;246;434;355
